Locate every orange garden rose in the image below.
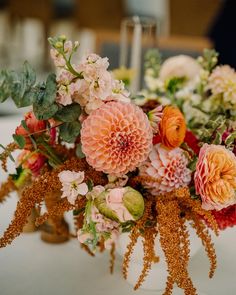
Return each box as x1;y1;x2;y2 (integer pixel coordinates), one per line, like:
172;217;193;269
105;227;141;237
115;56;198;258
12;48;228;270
159;106;186;149
194;144;236;210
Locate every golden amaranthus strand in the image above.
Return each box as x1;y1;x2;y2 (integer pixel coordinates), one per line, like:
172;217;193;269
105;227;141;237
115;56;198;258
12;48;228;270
176;188;219;236
156;198;197;294
0;143;18;172
134;227;158;290
123;200;152;280
110;243;116;274
0;177;16;203
179;216;190;268
163;276;174;295
190;212;217;278
35;198;84;226
80;243;95;257
0;157;107;248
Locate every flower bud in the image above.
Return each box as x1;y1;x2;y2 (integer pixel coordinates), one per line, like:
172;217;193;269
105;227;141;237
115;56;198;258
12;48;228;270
55;41;63;49
122;187;144;220
94;187;144;223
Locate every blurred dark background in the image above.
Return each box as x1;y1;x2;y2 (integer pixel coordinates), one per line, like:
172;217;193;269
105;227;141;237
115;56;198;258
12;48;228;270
0;0;234;114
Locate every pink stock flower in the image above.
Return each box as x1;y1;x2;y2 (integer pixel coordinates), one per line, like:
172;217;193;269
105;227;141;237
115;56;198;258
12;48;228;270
109;80;130;103
17;150;46;176
91;206;119;232
194;144;236;210
50;49;66;67
57;85;73;106
79;53;109;73
81;101;153;175
64;41;73;54
77;230;93;244
58;170;88;204
139;144;191;195
105;188;134;222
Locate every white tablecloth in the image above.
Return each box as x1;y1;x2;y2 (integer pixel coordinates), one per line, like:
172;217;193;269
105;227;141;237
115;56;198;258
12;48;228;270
0;116;235;295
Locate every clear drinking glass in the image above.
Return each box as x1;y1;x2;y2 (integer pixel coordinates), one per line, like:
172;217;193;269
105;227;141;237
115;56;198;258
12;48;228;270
119;16;157;93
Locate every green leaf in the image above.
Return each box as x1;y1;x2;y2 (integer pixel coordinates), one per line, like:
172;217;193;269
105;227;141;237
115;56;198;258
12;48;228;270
33;74;58;120
76;143;85;158
59;121;81;143
0;70;12;103
13;134;25;149
54;103;81;122
23;61;36;89
225;131;236;146
21;120;29;131
0;62;37;107
87;179;94;192
187;156;197;172
166;77;186;94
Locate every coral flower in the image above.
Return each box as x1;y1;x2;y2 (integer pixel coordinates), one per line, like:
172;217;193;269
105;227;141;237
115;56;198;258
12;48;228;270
159;106;186;149
17;150;46;176
139;144;191;195
81;101;153;175
15;111;46;150
194;144;236;211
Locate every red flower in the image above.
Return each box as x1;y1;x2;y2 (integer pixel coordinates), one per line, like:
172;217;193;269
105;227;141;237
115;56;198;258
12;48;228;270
15;112;46;150
17;150;46;176
211;205;236;230
184;130;200;155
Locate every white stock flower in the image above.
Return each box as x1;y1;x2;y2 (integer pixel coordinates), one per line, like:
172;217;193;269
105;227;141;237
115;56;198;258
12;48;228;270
58;170;88;204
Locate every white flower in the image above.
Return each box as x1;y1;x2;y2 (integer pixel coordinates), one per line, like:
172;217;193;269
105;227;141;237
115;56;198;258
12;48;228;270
145;75;164;92
58;170;88;204
109;80;130;103
159;55;201;84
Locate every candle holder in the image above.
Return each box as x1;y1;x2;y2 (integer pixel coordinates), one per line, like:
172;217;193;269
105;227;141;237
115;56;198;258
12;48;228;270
119;16;157;93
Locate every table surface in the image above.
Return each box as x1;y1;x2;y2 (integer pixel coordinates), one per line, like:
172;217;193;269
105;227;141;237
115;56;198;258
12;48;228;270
0;115;235;295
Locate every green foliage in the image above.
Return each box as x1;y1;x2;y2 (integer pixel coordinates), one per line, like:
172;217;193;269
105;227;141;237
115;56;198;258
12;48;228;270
166;77;186;95
198;49;218;72
59;121;81;143
12;134;25;149
225;131;236;146
54;103;81;122
10;166;23;181
121;220;135;233
0;61;37;107
144;49;162;77
33;73;58;120
75;143;85;159
87;179;94;192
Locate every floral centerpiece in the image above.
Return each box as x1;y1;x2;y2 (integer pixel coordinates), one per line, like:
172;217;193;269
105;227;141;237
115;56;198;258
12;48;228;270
0;36;235;295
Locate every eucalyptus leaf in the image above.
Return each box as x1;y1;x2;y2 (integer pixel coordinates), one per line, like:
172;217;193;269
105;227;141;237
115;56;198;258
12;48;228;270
0;70;12;102
76;143;85;158
23;61;36;89
59;121;81;143
13;134;25;149
54;103;81;122
33;74;58;120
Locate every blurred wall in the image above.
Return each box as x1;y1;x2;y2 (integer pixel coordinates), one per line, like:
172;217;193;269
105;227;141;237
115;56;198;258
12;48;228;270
125;0;169;35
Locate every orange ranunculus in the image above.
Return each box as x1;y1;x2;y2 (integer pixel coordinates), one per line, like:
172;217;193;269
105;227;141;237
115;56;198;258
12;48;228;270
159;106;186;149
194;144;236;211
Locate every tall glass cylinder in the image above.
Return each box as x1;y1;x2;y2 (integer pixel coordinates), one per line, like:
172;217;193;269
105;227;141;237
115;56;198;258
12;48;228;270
119;16;157;93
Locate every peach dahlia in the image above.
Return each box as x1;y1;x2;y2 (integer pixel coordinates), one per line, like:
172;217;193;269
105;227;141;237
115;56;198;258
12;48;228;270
81;101;153;175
